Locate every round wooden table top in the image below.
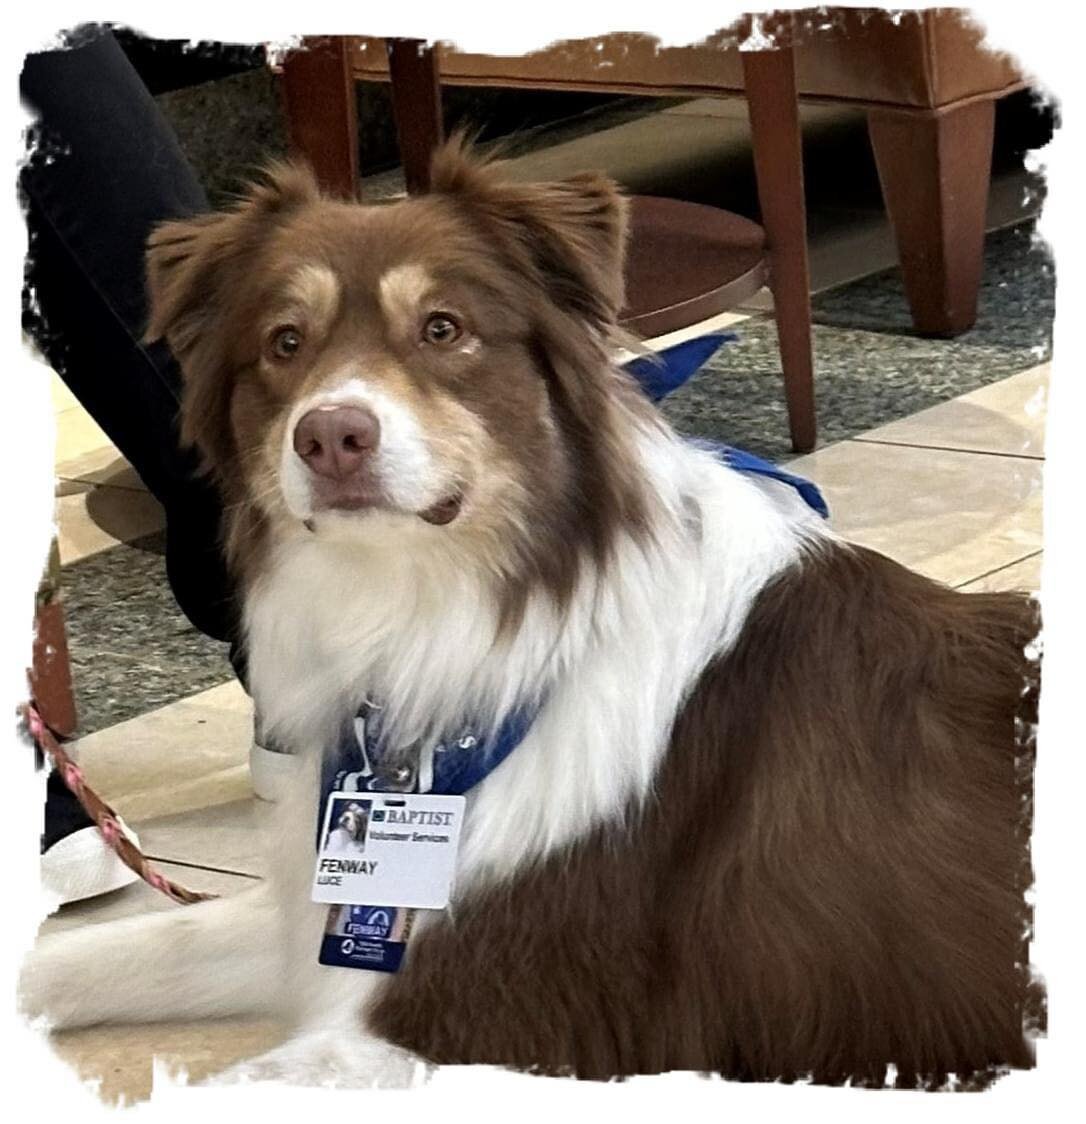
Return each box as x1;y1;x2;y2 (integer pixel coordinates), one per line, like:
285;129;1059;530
619;195;767;338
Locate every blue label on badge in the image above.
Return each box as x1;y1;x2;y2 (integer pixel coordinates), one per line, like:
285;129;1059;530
319;904;411;972
347;905;394;939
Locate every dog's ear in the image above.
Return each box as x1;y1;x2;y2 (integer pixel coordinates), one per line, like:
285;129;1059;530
429;135;629;328
144;161;320;465
145;160;320;352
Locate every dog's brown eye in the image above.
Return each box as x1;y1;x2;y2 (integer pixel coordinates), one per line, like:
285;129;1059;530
270;326;303;360
422;313;462;346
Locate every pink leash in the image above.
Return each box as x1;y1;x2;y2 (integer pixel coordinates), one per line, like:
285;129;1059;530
25;703;215;905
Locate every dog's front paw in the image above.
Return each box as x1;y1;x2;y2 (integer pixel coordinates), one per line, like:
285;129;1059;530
207;1032;429;1089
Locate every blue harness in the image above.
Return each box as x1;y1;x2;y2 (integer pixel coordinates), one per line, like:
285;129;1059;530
322;331;827;803
320;700;539;815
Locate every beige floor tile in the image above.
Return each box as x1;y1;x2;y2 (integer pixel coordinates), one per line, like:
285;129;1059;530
50;1018;287;1105
623;309;751;360
649;308;751;345
507;102;885;304
56;483;166;564
54;478;93;499
807;211;899;296
741;166;1042;311
737;212;898;310
787;440;1043;587
58;456;146;492
137;798;268;879
54;405;117;477
53;398;147;489
74;681;254;823
856;364;1049;458
957;551;1043;594
32;853;277;1105
661;95;752;120
506;108;754;191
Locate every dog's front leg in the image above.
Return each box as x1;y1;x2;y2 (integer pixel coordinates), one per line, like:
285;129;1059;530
204;754;432;1088
208;863;430;1087
208;912;430;1091
21;740;326;1031
20;881;284;1030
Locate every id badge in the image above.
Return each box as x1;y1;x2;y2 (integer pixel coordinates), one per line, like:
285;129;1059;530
312;791;466;909
319;904;415;972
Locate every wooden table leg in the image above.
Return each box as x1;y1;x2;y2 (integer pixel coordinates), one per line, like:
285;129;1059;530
31;600;77;738
387;39;444;193
742;46;817;454
279;36;360;199
868;101;996;337
31;542;77;738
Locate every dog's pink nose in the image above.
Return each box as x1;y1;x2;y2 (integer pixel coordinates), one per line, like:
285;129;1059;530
293;406;381;480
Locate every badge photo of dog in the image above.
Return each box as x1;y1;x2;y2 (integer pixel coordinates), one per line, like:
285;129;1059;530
21;138;1042;1090
324;800;371;857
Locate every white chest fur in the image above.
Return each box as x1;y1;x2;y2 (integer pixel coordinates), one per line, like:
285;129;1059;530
244;436;826;894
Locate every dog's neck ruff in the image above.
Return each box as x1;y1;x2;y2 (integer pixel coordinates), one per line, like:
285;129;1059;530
317;441;826;812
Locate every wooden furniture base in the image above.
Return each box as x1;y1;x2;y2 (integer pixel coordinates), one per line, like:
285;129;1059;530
279;36;358;201
868;101;996;337
620;198;766;337
743;47;816;453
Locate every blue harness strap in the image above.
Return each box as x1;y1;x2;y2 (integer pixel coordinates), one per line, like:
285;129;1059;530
623;333;829;520
622;331;738;402
700;441;829;519
322;700;539;804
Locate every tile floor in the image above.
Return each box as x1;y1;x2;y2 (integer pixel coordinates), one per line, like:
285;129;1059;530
356;96;1045;309
53;390;166;566
36;350;1048;1103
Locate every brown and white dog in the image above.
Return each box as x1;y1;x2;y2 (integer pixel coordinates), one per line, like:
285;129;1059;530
325;802;369;857
23;141;1042;1090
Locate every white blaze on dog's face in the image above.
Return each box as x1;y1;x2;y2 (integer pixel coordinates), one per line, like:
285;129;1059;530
268;255;510;535
145;142;652;605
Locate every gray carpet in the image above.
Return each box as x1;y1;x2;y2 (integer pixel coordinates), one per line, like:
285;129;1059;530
661;224;1053;461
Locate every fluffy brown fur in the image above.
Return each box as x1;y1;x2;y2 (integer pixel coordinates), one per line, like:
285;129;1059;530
370;544;1042;1089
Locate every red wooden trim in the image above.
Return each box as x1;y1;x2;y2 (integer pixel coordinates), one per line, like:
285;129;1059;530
743;47;817;453
280;36;360;198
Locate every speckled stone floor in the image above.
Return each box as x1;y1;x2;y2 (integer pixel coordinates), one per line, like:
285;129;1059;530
662;223;1054;461
62;532;233;735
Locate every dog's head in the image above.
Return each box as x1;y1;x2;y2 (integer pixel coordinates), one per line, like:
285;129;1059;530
337;804;368;841
146;139;654;611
